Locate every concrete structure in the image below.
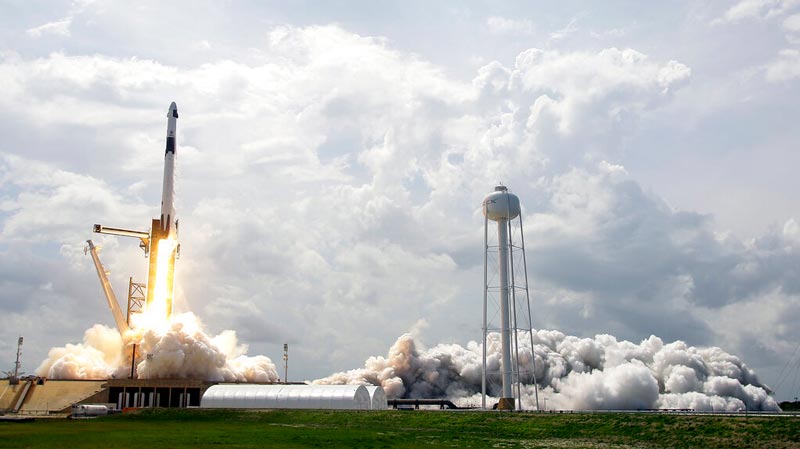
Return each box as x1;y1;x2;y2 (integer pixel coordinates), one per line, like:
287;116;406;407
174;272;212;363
1;379;106;414
200;384;372;410
0;379;20;411
0;378;228;415
108;378;210;409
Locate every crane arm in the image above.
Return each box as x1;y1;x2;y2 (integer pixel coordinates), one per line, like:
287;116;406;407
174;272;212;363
85;240;131;335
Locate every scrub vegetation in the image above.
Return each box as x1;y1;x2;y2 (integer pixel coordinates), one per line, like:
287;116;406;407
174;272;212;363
1;409;798;449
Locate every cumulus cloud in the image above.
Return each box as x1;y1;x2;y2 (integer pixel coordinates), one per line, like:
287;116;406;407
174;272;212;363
529;163;800;312
710;0;800;80
0;154;135;244
316;331;779;411
23;0;99;39
713;0;800;24
784;12;800;30
765;49;800;81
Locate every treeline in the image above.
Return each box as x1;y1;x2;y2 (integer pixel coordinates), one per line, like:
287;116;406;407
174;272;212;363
779;401;800;411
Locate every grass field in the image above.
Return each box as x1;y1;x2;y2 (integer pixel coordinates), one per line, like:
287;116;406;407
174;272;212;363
1;408;799;449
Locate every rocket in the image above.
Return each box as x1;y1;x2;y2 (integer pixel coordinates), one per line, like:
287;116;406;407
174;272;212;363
160;102;178;239
144;102;180;319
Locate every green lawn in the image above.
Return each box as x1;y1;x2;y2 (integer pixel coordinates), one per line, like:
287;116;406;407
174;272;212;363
1;408;798;449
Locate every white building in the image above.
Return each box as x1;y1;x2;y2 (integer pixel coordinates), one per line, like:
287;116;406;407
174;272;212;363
365;386;388;410
200;384;373;410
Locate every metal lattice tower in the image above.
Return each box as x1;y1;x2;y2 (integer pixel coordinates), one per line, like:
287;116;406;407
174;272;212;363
13;336;23;382
127;277;146;324
127;277;146;380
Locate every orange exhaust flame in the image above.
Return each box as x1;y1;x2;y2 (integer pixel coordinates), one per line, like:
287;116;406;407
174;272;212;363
138;237;176;331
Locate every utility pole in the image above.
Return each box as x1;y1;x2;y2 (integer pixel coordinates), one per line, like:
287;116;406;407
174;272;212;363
283;344;288;383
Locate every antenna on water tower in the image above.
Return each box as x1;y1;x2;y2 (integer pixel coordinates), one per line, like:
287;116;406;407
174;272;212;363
481;185;540;411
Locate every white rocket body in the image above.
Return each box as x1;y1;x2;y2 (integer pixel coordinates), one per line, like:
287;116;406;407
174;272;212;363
144;102;179;320
160;102;178;239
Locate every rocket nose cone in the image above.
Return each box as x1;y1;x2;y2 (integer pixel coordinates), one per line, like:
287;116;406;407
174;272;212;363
168;102;178;118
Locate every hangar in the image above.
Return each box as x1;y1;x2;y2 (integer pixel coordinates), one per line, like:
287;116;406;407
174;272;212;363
200;384;384;410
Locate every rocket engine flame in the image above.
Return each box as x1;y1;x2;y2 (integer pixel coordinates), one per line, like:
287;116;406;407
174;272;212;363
138;237;177;330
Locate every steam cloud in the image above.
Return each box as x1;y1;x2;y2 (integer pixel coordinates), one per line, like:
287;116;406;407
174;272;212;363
37;316;779;411
36;312;279;382
314;331;780;411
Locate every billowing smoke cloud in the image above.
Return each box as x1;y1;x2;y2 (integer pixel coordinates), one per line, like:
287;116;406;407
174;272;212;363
36;312;279;382
35;324;128;380
314;331;780;411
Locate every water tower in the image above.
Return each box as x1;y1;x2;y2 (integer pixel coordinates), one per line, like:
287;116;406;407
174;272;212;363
481;185;539;410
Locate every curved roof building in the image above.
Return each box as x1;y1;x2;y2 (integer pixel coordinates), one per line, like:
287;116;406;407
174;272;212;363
200;384;371;410
365;386;387;410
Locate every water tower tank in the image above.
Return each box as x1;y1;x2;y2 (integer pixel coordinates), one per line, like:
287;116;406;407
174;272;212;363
483;185;520;221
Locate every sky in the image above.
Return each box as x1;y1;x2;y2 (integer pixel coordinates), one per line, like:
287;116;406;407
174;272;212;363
1;0;800;401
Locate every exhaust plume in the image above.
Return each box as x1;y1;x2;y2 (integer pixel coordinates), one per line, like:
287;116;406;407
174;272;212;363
314;330;780;411
36;312;279;382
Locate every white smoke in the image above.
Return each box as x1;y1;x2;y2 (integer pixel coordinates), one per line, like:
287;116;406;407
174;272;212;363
314;331;781;412
36;312;279;382
36;324;128;380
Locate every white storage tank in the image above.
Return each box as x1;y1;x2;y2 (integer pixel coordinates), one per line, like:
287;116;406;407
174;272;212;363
200;384;371;410
482;185;521;221
71;404;110;417
365;386;387;410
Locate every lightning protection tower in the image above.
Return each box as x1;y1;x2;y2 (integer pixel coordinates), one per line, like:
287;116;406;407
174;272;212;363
482;185;539;411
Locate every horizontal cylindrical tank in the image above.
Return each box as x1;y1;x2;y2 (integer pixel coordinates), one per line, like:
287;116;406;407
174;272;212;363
200;384;371;410
482;185;520;221
71;404;110;417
